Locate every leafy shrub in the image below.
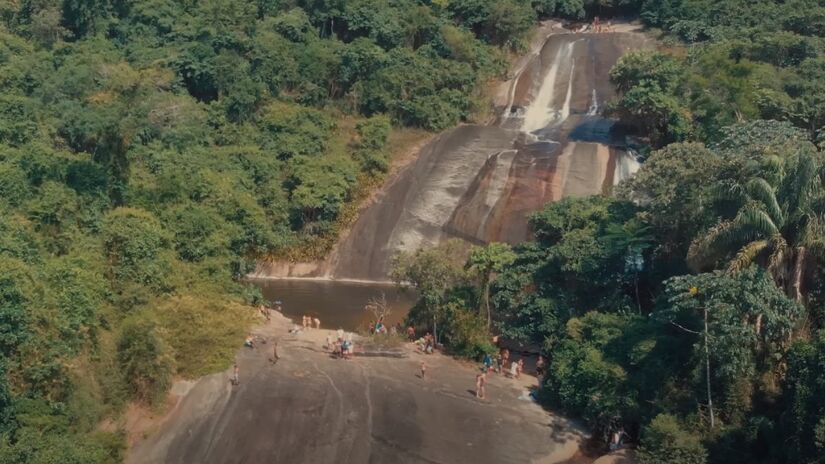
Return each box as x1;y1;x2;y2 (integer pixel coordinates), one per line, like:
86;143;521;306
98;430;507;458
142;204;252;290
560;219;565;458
638;414;707;464
116;317;174;405
152;295;252;378
442;302;496;359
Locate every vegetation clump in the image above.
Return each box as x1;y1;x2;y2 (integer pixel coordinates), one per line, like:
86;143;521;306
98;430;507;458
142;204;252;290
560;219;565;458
393;2;825;463
0;0;549;460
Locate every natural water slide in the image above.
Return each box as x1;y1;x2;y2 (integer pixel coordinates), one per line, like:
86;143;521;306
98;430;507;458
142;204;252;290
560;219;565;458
256;28;650;282
130;27;652;464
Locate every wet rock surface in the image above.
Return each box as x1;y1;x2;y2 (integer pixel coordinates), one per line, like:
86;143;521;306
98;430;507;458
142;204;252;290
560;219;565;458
255;29;650;282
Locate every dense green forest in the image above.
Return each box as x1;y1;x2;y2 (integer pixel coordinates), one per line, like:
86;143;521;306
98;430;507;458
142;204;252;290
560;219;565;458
0;0;563;461
390;1;825;463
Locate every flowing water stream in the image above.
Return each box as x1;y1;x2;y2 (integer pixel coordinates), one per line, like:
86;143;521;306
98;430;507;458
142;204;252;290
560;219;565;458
252;29;650;306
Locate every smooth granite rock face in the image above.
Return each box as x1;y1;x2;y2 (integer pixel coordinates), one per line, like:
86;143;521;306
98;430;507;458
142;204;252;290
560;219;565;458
255;31;650;282
128;313;588;464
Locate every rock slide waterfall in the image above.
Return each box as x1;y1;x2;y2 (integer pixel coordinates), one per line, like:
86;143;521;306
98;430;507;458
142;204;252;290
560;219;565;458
256;31;649;282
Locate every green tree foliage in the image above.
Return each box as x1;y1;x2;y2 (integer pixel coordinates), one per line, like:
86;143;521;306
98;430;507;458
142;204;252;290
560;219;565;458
688;137;825;302
527;196;651;313
391;239;471;336
613;0;825;145
782;331;825;463
3;0;495;453
408;123;822;464
101;207;172;294
545;312;638;425
608;51;693;146
638;414;707;464
466;242;516;329
658;268;802;425
116;317;174;406
618;142;720;270
392;240;499;358
0;257;35;357
152;296;252;378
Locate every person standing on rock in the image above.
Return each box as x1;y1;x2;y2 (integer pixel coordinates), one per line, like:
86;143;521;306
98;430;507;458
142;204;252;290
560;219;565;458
271;341;280;364
483;353;494;374
500;348;510;374
476;372;487;399
510;360;519;379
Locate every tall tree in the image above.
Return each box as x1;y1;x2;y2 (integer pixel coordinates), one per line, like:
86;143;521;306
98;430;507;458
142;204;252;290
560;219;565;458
466;242;516;329
688;150;825;301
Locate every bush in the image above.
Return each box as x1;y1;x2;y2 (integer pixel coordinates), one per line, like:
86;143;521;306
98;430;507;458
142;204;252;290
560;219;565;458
116;317;174;405
638;414;708;464
101;207;173;293
152;295;252;378
443;302;495;359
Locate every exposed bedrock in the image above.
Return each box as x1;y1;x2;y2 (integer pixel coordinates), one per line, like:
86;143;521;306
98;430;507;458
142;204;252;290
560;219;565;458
255;31;650;281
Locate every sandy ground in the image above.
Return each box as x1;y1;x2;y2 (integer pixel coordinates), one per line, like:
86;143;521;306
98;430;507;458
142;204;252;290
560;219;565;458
127;312;590;464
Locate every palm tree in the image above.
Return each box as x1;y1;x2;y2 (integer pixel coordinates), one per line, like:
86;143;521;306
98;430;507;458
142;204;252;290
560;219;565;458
466;243;516;330
687;151;825;302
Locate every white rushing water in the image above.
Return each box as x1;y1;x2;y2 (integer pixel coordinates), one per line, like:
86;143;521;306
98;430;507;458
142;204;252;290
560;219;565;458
521;40;577;133
614;150;642;185
587;89;599;116
560;59;575;123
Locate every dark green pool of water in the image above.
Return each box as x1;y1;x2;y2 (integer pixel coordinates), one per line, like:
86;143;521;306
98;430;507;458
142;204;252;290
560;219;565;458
250;279;417;332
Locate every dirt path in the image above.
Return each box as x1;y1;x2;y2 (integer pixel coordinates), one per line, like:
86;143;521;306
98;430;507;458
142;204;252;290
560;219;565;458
127;312;588;464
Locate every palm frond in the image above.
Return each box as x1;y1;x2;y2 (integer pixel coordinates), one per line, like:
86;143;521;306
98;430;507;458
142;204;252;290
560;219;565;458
738;205;780;238
688;207;778;272
688;222;733;272
768;235;790;283
708;180;747;204
800;215;825;259
762;155;783;174
807;240;825;261
746;177;784;227
810;193;825;216
781;151;816;213
727;239;769;273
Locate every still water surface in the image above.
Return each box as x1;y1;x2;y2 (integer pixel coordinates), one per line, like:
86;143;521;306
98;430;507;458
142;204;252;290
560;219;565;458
251;279;417;331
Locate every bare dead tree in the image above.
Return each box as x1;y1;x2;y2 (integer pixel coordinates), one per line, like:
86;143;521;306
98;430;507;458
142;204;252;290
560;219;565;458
364;293;392;323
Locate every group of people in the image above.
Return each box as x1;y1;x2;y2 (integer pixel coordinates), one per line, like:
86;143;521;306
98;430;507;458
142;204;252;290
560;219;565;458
472;350;548;400
591;17;614;33
414;332;435;354
482;348;531;379
302;315;321;329
367;318;389;334
327;328;354;359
